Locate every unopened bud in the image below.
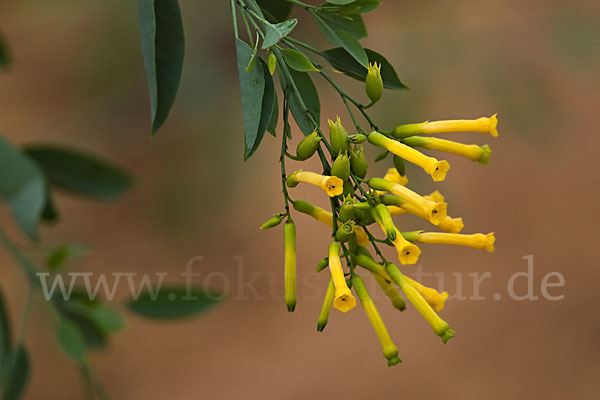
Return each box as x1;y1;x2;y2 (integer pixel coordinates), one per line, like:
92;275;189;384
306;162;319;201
328;116;349;154
365;62;383;103
331;152;351;181
350;145;368;178
260;213;284;230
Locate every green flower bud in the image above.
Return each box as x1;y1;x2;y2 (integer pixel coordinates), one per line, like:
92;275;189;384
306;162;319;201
284;220;297;312
317;278;335;332
268;51;277;75
296;130;322;160
350;145;368;178
328;116;349;154
260;213;285;230
348;134;367;144
335;221;354;242
393;155;406;176
342;180;354;197
331;152;350;181
374;150;389;162
365;62;383;103
316;257;329;273
339;195;356;222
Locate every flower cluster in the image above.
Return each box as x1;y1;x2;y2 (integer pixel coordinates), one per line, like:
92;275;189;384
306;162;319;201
261;107;498;366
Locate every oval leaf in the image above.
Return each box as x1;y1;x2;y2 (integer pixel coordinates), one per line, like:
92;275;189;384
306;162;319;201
311;11;368;67
245;58;275;160
315;10;367;39
127;286;223;319
257;0;293;23
0;345;30;400
0;136;46;239
323;47;408;90
25;145;133;201
138;0;185;135
236;39;267;160
282;49;319;72
262;19;298;49
57;318;87;365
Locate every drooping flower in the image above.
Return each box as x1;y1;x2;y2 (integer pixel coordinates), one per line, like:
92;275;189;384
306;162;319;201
368;131;450;181
328;242;356;313
284;220;297;312
317;277;336;332
416;232;495;252
403;136;491;165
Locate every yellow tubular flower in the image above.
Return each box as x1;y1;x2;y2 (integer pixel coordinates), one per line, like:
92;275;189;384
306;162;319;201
417;232;495;252
437;216;464;234
286;170;343;197
383;167;408;186
292;200;370;246
328;242;356;313
385;263;455;344
371;272;406;311
317;277;336;332
424;190;445;203
404;276;449;312
284;221;297;312
393;114;498;138
403;136;492;165
372;211;421;265
369;178;447;224
351;275;402;367
368;132;450;181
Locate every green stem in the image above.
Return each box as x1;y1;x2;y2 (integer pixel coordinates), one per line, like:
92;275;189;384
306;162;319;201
230;0;239;39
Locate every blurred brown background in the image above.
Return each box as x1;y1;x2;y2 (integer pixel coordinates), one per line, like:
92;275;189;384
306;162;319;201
1;0;599;399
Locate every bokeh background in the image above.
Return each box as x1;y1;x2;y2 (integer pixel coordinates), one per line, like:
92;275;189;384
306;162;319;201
1;0;599;399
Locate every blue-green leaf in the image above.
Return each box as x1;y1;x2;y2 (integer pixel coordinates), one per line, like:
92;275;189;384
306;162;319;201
262;19;298;49
127;286;223;319
25;145;133;201
316;10;367;39
138;0;185;135
236;39;267;160
0;136;46;239
282;49;319;72
246;58;275;160
311;11;368;67
257;0;293;23
0;345;30;400
322;47;408;90
57;318;87;365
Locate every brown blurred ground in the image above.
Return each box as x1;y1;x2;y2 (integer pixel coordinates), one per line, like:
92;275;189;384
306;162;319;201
1;0;600;399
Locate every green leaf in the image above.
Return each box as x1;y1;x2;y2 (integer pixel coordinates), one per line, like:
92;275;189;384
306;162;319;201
347;0;381;13
0;32;10;70
138;0;185;135
0;345;30;400
40;188;60;223
57;318;87;365
315;10;367;39
46;244;90;271
326;0;356;5
311;11;368;67
257;0;293;23
282;49;319;72
0;136;46;239
24;145;133;201
322;47;408;90
0;290;10;369
246;58;276;159
279;68;321;135
127;286;223;319
262;19;298;49
236;39;269;160
267;90;278;137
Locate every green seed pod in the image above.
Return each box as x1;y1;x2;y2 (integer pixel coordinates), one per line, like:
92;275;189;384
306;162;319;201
268;51;277;75
296;130;322;160
348;134;367;144
317;278;335;332
365;62;383;103
260;213;284;230
350;145;368;178
335;221;354;242
331;152;350;181
328;116;349;155
393;155;406;176
342;179;354;197
284;220;297;312
316;257;329;273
